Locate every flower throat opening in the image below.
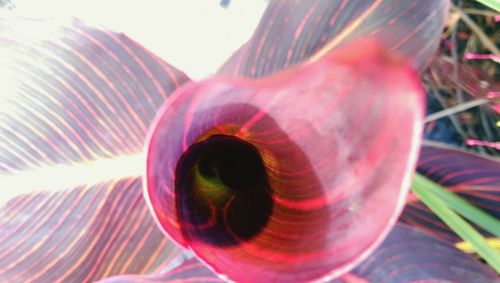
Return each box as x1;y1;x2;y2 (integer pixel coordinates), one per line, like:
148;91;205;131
175;135;273;246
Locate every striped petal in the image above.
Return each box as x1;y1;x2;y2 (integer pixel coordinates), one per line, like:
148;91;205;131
401;144;500;242
344;224;498;282
0;17;189;174
146;40;425;282
0;17;189;281
98;224;498;283
0;178;181;282
218;0;449;77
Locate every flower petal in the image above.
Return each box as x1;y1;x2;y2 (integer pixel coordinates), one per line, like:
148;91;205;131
219;0;449;77
417;145;500;187
0;17;189;174
98;224;498;283
0;178;181;282
0;17;189;281
146;40;425;282
401;144;500;242
345;224;498;282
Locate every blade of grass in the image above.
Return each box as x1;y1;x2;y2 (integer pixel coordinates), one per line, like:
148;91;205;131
413;179;500;273
474;0;500;12
424;98;490;123
413;173;500;237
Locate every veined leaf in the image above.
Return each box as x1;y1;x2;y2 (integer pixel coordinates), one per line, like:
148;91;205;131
99;225;499;283
0;178;182;282
218;0;449;77
0;16;189;281
346;224;499;282
413;181;500;273
98;257;225;283
417;144;500;187
0;1;452;281
401;144;500;242
413;173;500;237
0;17;189;174
0;16;189;199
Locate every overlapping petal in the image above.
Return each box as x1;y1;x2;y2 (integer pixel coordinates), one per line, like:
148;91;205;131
0;178;181;282
219;0;449;77
0;16;189;281
99;224;498;283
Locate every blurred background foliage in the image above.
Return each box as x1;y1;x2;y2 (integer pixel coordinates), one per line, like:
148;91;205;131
424;0;499;156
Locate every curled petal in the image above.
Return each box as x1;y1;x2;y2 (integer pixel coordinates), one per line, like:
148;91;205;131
146;40;425;282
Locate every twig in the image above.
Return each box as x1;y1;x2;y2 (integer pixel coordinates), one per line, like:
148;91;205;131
427;87;468;140
479;106;496;141
451;10;464;103
452;5;500;54
425;98;491;123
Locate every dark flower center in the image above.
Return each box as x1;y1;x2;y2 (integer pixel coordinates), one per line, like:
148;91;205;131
175;135;273;246
197;135;265;191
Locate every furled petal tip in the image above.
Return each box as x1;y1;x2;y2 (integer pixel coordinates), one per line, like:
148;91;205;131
145;40;426;282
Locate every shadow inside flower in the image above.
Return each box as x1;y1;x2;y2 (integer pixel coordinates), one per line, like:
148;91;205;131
173;103;327;248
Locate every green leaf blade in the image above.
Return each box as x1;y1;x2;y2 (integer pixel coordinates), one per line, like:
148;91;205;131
413;178;500;273
414;173;500;237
